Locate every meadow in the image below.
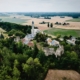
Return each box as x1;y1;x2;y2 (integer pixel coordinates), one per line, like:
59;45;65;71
44;28;80;37
0;17;28;24
66;18;80;22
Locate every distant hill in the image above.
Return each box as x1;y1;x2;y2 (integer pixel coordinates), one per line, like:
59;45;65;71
45;70;80;80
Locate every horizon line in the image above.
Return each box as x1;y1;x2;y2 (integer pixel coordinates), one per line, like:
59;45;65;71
0;11;80;13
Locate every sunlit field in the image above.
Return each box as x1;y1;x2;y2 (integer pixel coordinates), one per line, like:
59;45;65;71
44;28;80;37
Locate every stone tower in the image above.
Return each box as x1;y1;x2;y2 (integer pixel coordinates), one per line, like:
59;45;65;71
32;21;34;37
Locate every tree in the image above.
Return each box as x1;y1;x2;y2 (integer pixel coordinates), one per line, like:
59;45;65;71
50;23;53;28
47;22;49;28
0;33;4;39
32;43;39;58
37;50;47;64
22;57;43;80
0;66;12;80
12;66;20;80
8;29;16;36
12;59;20;80
14;59;19;67
15;30;25;38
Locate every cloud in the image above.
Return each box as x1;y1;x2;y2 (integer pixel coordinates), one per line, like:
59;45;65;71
0;0;80;12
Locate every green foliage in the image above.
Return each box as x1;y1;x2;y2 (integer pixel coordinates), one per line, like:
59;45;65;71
8;29;25;38
41;42;49;47
12;66;20;79
14;59;19;67
34;33;48;42
32;43;39;58
8;29;16;36
56;34;61;38
22;57;43;80
0;33;4;39
15;30;25;38
66;18;80;22
50;23;53;28
47;22;49;27
0;22;31;34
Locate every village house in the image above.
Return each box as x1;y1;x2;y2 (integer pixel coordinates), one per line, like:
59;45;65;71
46;38;60;46
43;45;64;57
66;37;76;45
14;36;20;42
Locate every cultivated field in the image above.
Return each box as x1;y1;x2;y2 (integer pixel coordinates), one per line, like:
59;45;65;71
66;18;80;22
45;70;80;80
22;16;80;30
0;15;80;31
44;28;80;37
0;15;28;24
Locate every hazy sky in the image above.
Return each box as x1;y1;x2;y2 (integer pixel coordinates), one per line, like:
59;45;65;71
0;0;80;12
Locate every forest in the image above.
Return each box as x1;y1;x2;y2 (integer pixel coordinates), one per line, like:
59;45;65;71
18;12;80;18
0;22;80;80
0;22;31;34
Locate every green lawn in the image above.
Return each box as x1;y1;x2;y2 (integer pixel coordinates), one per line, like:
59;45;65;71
44;28;80;37
66;18;80;22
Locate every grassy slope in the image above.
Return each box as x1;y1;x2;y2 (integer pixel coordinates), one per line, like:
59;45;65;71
45;70;80;80
44;28;80;37
0;28;8;38
66;18;80;22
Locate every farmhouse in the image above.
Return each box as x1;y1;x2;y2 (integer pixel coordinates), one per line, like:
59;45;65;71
67;37;76;45
46;38;60;46
43;45;64;57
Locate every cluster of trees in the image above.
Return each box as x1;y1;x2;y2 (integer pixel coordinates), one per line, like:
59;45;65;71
55;22;69;25
0;38;47;80
23;12;80;18
0;22;31;34
0;36;80;80
47;23;53;28
34;33;48;42
8;29;25;38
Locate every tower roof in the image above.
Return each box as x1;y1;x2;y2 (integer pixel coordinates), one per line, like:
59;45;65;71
32;21;34;24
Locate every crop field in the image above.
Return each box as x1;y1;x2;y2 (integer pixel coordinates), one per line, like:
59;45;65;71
44;28;80;37
66;18;80;22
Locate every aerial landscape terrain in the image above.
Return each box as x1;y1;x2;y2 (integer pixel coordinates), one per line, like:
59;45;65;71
0;0;80;80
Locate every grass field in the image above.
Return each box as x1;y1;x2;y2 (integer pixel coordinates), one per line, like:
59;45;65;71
0;17;28;24
66;18;80;22
44;28;80;37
